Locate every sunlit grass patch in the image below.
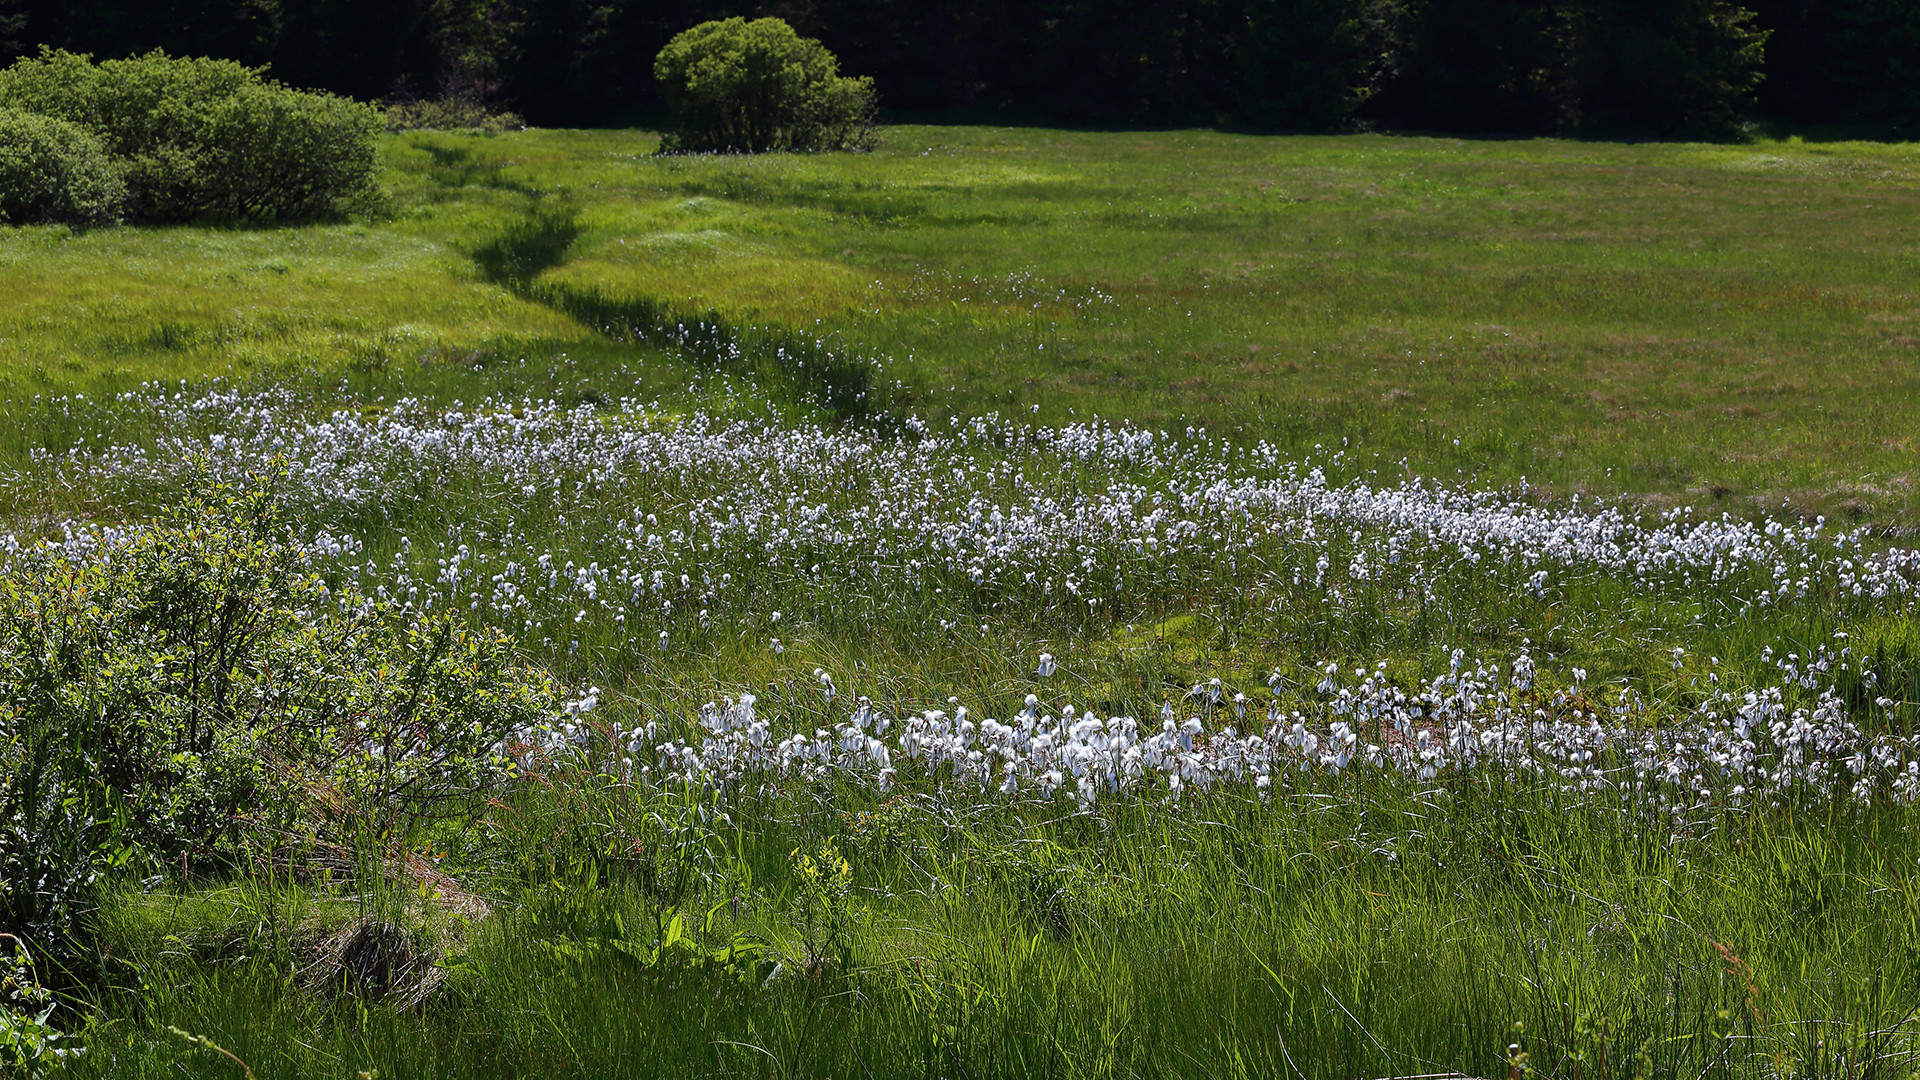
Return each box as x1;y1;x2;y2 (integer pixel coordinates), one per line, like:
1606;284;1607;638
549;249;877;325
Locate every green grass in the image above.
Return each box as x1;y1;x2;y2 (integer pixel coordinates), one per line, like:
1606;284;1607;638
5;127;1920;520
5;126;1920;1078
69;781;1920;1080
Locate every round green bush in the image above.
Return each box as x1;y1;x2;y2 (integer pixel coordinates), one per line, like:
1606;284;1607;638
195;82;385;222
0;49;382;224
654;18;877;154
0;107;125;225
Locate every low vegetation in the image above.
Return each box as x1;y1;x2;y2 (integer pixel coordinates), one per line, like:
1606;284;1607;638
0;125;1916;1077
0;50;382;224
381;93;525;135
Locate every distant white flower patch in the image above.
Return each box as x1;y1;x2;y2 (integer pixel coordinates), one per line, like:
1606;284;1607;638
32;385;1920;645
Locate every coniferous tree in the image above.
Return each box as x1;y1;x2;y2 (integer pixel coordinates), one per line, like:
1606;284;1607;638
1834;0;1920;127
1239;0;1397;129
1561;0;1766;137
1380;0;1563;131
0;0;1869;137
16;0;275;66
802;0;987;113
0;0;26;64
270;0;435;100
1748;0;1919;128
507;0;615;124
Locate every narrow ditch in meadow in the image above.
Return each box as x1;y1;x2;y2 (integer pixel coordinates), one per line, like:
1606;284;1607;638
471;194;889;423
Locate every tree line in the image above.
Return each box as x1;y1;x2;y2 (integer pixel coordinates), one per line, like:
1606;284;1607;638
2;0;1914;138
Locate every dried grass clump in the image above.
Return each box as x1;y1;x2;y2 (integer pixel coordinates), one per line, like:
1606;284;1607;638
297;863;488;1008
309;918;441;1006
237;826;493;1008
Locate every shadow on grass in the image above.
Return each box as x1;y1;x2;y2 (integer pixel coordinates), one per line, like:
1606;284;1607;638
473;196;883;424
417;141;539;193
472;196;582;285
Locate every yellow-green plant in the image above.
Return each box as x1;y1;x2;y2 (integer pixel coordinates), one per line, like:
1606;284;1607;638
788;839;855;977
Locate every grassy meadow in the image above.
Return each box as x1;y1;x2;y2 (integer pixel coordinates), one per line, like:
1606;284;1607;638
2;127;1919;1079
7;127;1920;519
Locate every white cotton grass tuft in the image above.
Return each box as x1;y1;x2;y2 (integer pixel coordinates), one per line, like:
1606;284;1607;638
578;643;1920;815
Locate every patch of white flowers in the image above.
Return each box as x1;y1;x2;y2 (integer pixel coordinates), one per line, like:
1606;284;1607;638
28;385;1920;647
10;384;1920;815
623;644;1920;813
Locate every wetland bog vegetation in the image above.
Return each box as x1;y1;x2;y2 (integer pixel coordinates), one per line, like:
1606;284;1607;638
1;126;1918;1078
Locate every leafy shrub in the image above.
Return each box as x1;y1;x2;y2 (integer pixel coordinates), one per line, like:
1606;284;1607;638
196;82;384;222
383;95;525;135
0;108;124;225
0;49;382;222
0;473;569;956
654;18;877;154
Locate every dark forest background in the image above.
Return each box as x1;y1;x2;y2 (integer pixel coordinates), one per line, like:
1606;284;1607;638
1;0;1914;138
